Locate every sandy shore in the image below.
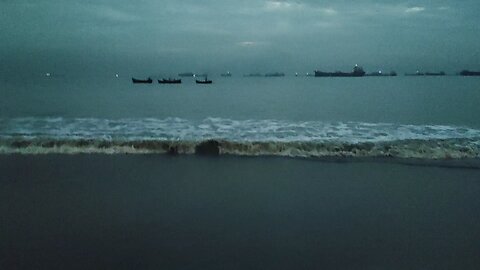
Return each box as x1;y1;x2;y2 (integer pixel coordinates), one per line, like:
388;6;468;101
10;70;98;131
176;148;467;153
1;154;480;269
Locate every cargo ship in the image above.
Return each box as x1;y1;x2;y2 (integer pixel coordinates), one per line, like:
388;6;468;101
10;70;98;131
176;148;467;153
460;70;480;76
314;65;365;77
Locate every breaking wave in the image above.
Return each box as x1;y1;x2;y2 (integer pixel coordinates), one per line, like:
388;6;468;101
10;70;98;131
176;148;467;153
1;117;480;159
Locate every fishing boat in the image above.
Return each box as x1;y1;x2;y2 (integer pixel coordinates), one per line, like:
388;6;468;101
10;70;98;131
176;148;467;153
132;77;153;84
158;78;182;84
196;77;212;84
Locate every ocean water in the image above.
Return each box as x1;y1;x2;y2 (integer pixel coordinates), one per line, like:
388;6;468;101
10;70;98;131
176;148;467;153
1;75;480;159
2;76;480;269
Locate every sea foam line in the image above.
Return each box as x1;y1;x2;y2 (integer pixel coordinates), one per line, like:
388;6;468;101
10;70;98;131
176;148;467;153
1;117;480;143
0;138;479;159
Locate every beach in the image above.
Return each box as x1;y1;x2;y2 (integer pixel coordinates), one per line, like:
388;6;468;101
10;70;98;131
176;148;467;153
1;154;480;269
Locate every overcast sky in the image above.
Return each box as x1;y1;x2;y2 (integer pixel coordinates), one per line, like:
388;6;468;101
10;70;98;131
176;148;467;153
1;0;479;76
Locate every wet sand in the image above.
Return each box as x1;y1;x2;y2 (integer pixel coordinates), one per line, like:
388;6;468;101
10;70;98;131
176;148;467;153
1;154;480;270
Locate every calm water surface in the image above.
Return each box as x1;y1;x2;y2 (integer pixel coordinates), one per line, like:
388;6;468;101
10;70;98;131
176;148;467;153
2;76;480;127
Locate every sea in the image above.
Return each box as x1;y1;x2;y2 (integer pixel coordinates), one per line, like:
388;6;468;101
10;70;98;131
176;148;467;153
1;75;480;269
1;75;480;159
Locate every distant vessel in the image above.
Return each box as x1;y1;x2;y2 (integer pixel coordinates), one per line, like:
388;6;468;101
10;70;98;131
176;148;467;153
425;72;445;76
406;71;445;76
366;71;397;77
265;72;285;77
460;70;480;76
196;77;212;84
221;72;232;77
178;72;194;77
132;77;153;84
315;65;365;77
244;73;263;77
158;78;181;84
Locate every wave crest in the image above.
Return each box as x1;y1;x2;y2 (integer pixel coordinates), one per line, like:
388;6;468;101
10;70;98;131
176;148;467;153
1;138;479;159
1;117;479;159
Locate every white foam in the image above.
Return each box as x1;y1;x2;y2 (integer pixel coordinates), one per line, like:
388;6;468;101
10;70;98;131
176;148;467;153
1;117;480;144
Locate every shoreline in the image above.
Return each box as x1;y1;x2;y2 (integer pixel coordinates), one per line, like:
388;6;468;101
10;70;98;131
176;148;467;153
1;152;480;170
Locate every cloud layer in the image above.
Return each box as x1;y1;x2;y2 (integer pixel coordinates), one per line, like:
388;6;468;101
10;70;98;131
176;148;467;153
1;0;479;75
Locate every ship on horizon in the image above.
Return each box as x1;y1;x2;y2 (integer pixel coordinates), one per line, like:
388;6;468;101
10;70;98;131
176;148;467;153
314;65;365;77
459;70;480;76
405;71;445;76
366;70;397;77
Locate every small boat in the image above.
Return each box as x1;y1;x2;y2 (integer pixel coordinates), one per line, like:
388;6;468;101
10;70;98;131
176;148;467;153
132;77;153;84
158;78;182;84
196;77;212;84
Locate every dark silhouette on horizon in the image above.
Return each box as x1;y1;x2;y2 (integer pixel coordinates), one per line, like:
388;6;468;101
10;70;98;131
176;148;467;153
132;77;153;84
158;78;182;84
460;70;480;76
315;65;365;77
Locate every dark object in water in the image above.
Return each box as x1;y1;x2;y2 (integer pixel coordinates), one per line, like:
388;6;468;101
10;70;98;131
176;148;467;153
265;72;285;77
425;72;446;76
132;77;153;84
195;140;220;156
196;77;213;84
315;65;365;77
460;70;480;76
167;145;178;155
158;78;182;84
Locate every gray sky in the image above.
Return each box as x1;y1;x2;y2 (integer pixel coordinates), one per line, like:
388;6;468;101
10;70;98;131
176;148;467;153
1;0;479;76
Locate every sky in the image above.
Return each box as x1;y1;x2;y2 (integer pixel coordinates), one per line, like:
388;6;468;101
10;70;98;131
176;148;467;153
1;0;479;76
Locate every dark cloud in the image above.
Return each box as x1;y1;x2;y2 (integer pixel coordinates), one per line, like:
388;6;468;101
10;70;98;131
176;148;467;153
1;0;479;77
